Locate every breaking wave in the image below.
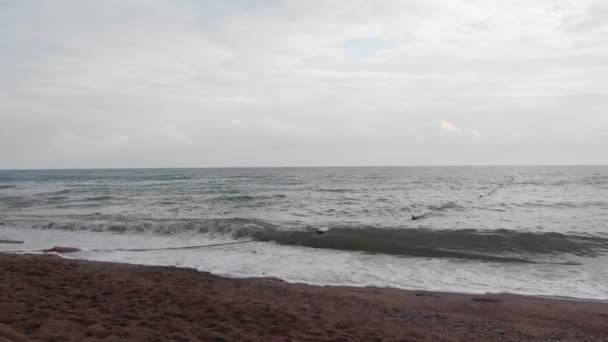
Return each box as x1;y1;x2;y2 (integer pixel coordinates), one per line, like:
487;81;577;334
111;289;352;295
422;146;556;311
9;217;608;263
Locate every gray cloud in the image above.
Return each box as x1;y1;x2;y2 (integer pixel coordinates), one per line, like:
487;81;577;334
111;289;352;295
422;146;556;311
0;0;606;168
563;1;608;33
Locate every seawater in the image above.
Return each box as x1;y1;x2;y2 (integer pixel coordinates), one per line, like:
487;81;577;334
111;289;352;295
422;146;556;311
1;166;607;299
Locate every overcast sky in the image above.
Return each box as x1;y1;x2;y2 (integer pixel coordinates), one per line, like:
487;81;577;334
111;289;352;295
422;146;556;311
1;0;607;168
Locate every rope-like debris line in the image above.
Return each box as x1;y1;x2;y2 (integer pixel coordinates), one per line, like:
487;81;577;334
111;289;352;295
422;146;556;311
92;239;259;252
479;176;515;198
0;240;260;255
0;248;47;254
411;176;516;221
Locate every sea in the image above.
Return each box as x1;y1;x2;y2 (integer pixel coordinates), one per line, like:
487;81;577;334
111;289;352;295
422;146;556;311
1;166;607;300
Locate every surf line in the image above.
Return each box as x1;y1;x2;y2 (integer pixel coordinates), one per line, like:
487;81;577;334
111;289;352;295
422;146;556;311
411;176;515;221
0;240;260;254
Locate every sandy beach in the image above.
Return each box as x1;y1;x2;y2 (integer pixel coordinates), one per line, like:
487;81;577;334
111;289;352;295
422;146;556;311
0;254;606;341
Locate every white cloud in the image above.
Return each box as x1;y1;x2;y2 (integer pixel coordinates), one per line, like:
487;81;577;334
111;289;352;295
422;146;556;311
438;120;463;135
436;120;481;140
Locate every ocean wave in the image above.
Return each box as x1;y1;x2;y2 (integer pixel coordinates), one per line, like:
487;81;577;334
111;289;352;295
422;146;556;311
584;175;608;188
81;195;116;201
207;194;287;203
12;217;608;263
46;196;69;201
427;201;464;212
513;200;607;209
142;174;193;181
0;196;44;209
25;217;277;237
317;188;353;193
43;189;74;196
0;185;17;189
255;227;608;263
409;201;465;218
4;193;119;207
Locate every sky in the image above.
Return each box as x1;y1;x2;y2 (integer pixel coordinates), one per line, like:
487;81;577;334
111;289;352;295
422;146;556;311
0;0;607;168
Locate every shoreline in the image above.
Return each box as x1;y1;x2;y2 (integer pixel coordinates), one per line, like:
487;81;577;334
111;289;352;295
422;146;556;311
2;226;606;302
1;254;607;341
5;249;608;303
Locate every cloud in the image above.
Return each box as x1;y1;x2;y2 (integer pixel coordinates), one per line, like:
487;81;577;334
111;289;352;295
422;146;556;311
51;128;81;150
436;120;481;140
262;118;285;130
51;129;131;152
562;1;608;33
0;0;606;167
196;97;257;104
162;125;192;145
100;134;130;149
438;120;463;135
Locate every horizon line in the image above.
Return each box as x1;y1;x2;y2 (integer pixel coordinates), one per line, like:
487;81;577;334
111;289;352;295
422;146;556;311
1;164;606;171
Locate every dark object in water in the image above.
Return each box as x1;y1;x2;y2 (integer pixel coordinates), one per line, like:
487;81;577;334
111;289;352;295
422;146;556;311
411;213;429;220
44;246;82;254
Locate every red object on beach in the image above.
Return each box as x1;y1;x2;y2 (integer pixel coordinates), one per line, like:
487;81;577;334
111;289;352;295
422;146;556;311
45;246;82;254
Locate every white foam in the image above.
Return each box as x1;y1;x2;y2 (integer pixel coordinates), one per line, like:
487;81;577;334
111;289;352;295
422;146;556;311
2;227;607;300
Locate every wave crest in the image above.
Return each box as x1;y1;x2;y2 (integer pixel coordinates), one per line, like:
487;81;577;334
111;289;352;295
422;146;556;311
10;217;608;263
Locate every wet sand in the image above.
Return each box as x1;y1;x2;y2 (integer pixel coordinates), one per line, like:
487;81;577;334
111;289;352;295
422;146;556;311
1;254;607;341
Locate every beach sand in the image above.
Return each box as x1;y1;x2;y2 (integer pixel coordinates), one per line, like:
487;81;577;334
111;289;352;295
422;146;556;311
1;254;607;341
